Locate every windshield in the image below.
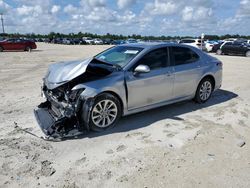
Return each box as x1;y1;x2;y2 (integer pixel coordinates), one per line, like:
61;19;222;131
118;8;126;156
95;46;143;68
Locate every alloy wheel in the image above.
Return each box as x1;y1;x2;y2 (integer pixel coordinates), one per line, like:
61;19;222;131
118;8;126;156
199;81;212;101
91;99;118;128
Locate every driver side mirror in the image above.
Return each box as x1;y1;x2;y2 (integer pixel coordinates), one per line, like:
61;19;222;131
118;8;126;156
134;65;150;75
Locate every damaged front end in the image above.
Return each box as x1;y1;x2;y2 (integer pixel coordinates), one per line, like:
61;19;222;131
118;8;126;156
34;85;88;137
34;58;114;138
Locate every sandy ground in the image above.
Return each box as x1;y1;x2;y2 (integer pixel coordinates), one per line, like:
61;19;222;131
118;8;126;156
0;43;250;188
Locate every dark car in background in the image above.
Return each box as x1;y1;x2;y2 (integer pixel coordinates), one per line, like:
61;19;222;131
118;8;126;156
111;40;126;45
103;38;113;44
216;41;250;57
211;42;223;53
0;38;37;52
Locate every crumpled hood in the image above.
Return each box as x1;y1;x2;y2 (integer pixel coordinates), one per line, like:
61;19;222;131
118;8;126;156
45;58;92;89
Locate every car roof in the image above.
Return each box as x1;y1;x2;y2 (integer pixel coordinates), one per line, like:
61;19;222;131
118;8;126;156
180;38;199;40
119;42;192;49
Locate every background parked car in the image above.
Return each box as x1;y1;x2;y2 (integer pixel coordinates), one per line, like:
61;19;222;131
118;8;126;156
0;38;37;52
205;41;219;52
83;37;94;44
179;38;206;50
93;38;103;45
111;40;126;45
72;38;86;45
102;38;113;44
62;38;72;45
51;38;63;44
126;38;137;43
216;41;250;57
211;42;223;53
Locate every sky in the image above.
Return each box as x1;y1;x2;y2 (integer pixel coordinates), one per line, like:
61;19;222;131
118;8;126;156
0;0;250;36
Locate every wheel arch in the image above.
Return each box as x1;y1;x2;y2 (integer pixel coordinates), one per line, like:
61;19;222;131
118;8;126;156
98;90;124;115
199;74;216;90
245;50;250;57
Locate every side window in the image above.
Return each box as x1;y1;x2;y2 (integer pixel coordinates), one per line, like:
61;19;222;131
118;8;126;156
224;42;233;46
136;48;168;70
172;47;199;66
233;42;241;46
7;39;14;42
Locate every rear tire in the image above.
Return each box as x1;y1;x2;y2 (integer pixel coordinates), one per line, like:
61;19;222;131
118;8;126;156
25;46;32;52
0;46;3;52
194;78;214;103
216;49;222;55
246;50;250;57
89;93;122;132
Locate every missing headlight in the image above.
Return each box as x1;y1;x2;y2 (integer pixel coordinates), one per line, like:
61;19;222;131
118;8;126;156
68;89;85;101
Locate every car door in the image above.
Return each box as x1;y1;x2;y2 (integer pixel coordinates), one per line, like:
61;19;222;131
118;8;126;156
222;42;233;54
237;43;248;55
12;39;24;50
4;39;16;50
125;47;174;110
170;46;202;99
17;39;27;50
231;42;242;54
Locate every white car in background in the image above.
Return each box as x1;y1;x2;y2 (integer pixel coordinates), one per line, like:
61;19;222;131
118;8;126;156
82;37;94;44
205;41;219;52
179;38;206;50
93;38;103;45
224;38;237;42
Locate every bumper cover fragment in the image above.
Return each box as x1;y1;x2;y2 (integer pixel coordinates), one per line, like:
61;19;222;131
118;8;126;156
34;107;63;136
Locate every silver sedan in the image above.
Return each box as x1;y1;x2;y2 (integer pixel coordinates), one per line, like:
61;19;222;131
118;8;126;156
34;43;222;137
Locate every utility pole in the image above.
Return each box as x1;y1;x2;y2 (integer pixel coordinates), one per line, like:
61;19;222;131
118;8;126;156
0;13;5;33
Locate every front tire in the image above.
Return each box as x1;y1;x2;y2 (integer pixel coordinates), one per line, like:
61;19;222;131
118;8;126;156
89;93;122;132
0;46;3;52
216;49;222;55
194;78;213;103
25;46;32;52
246;50;250;57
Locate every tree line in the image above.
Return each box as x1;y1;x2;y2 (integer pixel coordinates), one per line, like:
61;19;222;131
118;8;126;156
0;32;250;40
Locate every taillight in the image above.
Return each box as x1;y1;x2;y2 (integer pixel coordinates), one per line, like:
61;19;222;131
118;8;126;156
216;61;223;67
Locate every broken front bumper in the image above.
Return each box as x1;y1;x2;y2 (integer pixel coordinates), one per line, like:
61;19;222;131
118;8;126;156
34;107;66;136
34;85;95;136
34;88;77;136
